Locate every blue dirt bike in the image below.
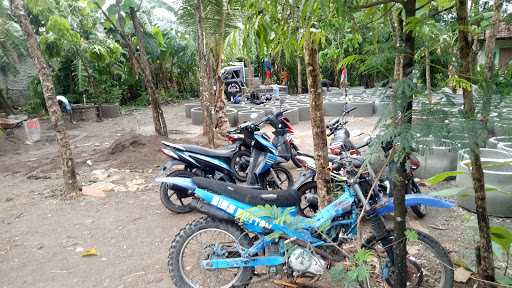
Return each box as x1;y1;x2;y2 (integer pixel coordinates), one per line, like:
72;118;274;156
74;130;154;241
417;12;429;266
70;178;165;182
159;114;293;213
157;156;455;288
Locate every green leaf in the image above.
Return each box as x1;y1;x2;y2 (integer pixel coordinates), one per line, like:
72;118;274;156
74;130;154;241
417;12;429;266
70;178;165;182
490;226;512;255
429;187;466;197
121;0;137;12
424;171;464;186
405;229;418;241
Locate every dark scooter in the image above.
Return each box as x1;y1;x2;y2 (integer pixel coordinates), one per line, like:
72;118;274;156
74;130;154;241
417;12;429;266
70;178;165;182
159;114;293;214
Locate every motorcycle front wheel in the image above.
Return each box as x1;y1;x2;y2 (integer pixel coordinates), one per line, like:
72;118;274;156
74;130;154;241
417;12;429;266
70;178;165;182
168;216;253;288
260;165;294;190
363;229;454;288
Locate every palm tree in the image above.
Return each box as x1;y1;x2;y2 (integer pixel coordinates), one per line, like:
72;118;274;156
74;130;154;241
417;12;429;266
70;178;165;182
10;0;81;198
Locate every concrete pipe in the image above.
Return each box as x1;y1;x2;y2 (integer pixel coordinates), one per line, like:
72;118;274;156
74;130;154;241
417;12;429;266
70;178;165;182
374;100;391;117
498;143;512;154
99;104;121;119
260;106;277;116
225;109;238;127
238;109;265;124
495;121;512;137
72;105;98;122
324;100;345;117
191;107;203;125
456;148;512;186
487;136;512;148
185;103;201;118
415;138;458;179
457;158;512;217
231;104;254;112
297;105;310;121
346;102;375;117
283;107;300;124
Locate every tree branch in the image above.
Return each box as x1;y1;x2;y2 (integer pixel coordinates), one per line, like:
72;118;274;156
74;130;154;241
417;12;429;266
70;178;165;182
354;0;403;9
429;4;455;17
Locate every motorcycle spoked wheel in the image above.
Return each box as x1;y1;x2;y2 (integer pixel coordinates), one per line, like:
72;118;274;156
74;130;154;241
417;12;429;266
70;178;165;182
363;229;454;288
260;165;294;190
160;169;195;214
168;216;253;288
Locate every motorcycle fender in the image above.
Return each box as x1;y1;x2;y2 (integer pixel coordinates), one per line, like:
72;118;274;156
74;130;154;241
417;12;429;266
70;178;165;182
375;194;455;216
159;159;186;176
154;176;197;191
292;170;316;191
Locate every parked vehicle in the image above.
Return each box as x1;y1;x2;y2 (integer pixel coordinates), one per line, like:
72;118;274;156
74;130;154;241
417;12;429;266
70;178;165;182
157;159;455;288
221;63;246;101
159;113;293;214
325;104;427;218
225;110;302;180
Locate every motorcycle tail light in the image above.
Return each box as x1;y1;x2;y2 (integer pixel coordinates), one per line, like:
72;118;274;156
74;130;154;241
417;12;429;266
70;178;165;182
226;135;236;143
281;117;295;134
409;156;420;170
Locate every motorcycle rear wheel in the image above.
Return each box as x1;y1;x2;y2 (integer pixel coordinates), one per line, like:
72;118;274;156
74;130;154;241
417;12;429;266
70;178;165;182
230;149;251;182
160;169;195;213
410;181;427;218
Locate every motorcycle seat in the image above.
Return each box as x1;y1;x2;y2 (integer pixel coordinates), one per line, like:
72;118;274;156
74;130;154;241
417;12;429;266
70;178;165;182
192;177;301;207
170;143;235;158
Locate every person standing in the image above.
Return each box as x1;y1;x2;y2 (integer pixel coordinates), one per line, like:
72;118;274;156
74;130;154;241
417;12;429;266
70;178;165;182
340;66;348;98
263;57;272;85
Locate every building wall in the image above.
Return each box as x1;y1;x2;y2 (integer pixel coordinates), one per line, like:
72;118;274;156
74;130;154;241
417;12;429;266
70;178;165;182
478;39;512;69
0;57;36;106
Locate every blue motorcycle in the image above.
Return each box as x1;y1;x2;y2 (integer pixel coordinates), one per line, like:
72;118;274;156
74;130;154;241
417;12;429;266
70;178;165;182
159;114;293;214
158;156;455;288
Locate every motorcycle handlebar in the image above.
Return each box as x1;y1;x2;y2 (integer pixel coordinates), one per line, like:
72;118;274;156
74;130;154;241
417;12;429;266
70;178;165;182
344;106;357;115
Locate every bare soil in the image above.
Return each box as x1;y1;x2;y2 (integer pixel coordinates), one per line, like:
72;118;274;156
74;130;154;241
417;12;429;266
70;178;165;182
1;101;510;288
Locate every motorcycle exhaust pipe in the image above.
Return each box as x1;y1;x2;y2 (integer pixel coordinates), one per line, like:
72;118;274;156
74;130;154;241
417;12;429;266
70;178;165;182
190;199;232;221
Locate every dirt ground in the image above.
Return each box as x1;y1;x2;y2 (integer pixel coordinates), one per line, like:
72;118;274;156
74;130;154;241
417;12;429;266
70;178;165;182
1;101;510;288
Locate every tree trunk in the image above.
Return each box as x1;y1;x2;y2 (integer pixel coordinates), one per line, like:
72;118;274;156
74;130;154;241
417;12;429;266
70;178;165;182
303;37;330;207
195;0;215;147
297;58;302;94
129;8;168;137
457;0;495;284
392;9;404;80
393;1;416;287
484;0;502;80
11;0;81;198
470;0;481;68
426;49;432;103
212;3;228;137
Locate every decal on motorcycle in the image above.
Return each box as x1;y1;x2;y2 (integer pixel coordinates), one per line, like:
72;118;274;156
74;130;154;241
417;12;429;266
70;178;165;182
210;195;272;229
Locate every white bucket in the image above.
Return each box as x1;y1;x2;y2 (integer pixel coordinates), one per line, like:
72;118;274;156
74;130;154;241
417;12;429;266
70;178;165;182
23;118;41;143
